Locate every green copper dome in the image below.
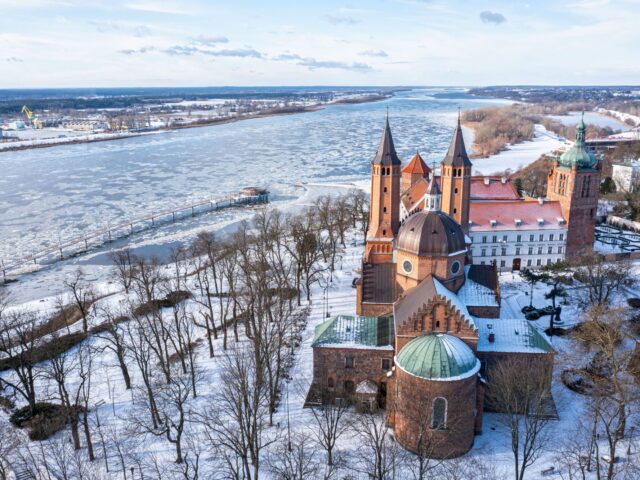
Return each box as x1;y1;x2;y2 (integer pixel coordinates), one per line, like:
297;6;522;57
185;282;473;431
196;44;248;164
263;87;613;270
557;113;599;170
396;334;480;381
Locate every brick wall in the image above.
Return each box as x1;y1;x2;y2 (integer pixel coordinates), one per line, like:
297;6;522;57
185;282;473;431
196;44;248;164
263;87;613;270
467;305;500;318
312;346;394;402
395;296;478;352
477;351;554;411
391;366;478;458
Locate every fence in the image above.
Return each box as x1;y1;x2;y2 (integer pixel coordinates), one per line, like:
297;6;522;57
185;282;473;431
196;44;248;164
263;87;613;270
1;190;268;280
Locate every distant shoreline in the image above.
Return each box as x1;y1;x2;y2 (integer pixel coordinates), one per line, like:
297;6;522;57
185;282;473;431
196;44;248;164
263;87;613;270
0;93;392;154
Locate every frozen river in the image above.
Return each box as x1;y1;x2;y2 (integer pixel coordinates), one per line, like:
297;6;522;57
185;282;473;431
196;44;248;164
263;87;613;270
0;88;504;267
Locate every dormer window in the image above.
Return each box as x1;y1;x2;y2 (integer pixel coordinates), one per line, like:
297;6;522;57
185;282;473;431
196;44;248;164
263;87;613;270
514;219;522;227
557;217;566;225
490;219;497;227
537;218;544;226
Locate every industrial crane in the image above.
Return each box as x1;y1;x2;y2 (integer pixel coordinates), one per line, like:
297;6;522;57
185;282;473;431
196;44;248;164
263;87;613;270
21;105;42;128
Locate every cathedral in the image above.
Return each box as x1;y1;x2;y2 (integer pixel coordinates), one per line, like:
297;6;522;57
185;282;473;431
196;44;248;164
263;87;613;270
308;114;598;458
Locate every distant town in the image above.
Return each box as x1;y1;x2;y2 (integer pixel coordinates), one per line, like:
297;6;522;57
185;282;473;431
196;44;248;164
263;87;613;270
0;87;395;151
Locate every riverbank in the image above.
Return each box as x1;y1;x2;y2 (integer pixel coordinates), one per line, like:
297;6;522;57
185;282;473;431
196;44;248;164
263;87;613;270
0;93;392;153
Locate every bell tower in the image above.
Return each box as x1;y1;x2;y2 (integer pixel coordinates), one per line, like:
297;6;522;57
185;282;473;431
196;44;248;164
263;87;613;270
546;114;601;257
440;115;472;232
365;115;402;263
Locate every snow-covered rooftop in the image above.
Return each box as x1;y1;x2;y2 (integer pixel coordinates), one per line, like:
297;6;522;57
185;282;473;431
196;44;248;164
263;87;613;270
458;265;499;307
311;315;394;350
475;318;554;354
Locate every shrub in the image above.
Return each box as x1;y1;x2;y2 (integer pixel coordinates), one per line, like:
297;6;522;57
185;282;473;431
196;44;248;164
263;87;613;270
0;332;87;372
525;311;541;320
627;298;640;309
133;291;192;316
10;402;81;441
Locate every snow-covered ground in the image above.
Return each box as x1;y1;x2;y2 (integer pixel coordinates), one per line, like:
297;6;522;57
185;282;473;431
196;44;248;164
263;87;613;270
595;107;640;128
471;124;565;176
0;129;164;151
2;202;639;478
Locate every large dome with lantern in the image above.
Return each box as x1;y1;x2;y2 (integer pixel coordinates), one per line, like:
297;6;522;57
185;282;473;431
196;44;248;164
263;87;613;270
397;210;466;257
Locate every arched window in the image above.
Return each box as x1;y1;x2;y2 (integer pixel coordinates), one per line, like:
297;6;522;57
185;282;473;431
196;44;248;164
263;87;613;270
328;377;334;389
432;397;447;429
344;380;355;394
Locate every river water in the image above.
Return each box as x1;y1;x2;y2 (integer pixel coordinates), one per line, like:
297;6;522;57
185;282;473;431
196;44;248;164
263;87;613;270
0;88;503;267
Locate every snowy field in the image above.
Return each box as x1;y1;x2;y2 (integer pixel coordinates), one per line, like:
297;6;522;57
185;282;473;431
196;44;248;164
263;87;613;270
2;212;639;478
471;124;564;176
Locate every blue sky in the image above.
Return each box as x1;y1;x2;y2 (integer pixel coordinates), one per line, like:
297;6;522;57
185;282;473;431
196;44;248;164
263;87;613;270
1;0;638;87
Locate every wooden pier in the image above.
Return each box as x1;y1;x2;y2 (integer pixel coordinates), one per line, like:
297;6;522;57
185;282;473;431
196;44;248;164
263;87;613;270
1;188;268;280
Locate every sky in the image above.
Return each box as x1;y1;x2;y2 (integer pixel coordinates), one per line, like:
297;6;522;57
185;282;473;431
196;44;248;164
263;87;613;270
1;0;638;88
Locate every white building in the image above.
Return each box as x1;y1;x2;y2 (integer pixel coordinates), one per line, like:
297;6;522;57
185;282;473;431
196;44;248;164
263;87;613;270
468;198;567;271
612;160;640;193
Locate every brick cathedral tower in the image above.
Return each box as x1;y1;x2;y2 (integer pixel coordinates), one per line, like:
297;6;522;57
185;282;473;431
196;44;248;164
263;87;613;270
546;114;601;257
365;115;402;263
440;116;472;233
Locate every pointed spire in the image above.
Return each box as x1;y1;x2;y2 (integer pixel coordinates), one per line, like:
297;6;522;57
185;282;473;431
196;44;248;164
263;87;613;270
442;117;472;167
372;115;402;166
575;111;586;144
425;175;441;212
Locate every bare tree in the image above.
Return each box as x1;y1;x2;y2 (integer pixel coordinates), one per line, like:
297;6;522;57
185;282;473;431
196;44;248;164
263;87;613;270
485;358;554;480
95;307;132;389
574;255;634;308
0;311;43;414
197;347;274;479
284;210;325;304
267;433;320;480
111;248;137;294
350;411;401;480
0;419;21;480
64;269;95;333
309;396;350;467
573;307;640;480
77;344;95;462
44;345;82;450
131;364;194;464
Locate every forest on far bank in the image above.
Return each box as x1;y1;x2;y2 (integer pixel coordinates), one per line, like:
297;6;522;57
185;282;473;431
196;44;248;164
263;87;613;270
462;103;621;157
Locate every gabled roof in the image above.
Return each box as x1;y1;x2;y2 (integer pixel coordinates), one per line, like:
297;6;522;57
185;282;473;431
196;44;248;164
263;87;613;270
442;117;472;167
403;151;430;175
469;200;566;231
470;176;521;201
475;318;554;354
372;116;402;166
394;276;474;331
312;315;395;349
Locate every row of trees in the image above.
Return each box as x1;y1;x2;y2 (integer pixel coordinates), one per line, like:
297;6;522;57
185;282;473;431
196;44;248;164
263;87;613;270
0;191;373;479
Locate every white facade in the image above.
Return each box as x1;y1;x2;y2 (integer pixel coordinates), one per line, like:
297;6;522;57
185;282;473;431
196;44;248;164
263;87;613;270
469;227;567;271
611;161;640;193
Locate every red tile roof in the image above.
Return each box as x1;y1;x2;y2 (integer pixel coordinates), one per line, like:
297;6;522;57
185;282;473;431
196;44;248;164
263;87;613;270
402;152;430;175
470;176;520;201
469;200;566;231
401;177;429;211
